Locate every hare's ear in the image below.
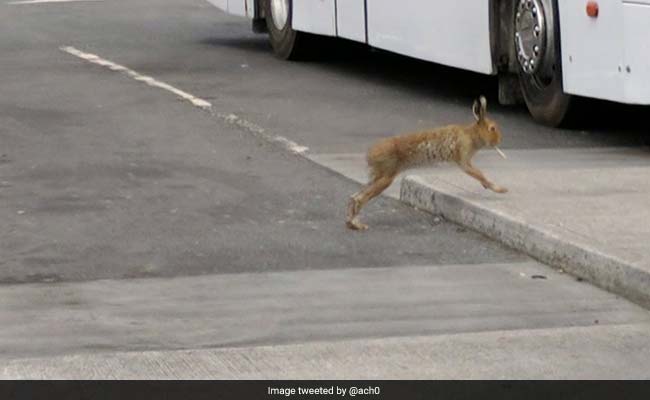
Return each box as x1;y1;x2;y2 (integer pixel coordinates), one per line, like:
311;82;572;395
473;96;487;121
472;99;481;121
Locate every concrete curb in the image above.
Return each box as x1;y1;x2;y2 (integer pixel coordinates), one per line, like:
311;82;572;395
400;175;650;309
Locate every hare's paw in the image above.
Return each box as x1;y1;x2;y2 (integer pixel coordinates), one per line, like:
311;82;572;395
346;218;369;231
491;185;508;194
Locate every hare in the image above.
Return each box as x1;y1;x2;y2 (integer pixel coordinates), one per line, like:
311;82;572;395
346;96;508;231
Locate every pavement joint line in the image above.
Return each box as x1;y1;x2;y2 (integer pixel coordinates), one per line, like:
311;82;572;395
58;45;309;156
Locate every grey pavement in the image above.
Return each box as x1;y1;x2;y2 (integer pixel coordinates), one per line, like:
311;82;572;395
2;0;650;379
398;147;650;308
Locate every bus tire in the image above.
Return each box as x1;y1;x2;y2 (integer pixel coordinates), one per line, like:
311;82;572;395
514;0;573;127
264;0;309;60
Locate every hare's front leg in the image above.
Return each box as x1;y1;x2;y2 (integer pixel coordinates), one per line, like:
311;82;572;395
458;162;508;194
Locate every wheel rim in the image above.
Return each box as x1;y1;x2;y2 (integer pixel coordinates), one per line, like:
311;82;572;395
515;0;555;88
270;0;289;30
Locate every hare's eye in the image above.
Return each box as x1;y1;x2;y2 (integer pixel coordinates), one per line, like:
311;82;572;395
489;126;496;132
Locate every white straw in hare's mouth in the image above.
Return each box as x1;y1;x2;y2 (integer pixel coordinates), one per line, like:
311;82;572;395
494;146;507;160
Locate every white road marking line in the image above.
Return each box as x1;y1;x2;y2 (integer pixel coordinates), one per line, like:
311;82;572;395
60;46;212;109
59;46;310;155
219;113;309;155
8;0;103;5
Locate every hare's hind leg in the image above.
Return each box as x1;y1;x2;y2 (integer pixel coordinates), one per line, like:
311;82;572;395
346;173;397;230
346;196;365;230
346;193;362;227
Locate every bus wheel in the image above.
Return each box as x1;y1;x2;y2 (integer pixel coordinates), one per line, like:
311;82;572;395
264;0;309;60
514;0;573;127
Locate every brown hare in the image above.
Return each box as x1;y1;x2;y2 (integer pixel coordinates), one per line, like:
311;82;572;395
346;96;507;231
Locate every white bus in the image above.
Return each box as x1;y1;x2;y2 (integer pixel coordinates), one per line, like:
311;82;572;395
207;0;650;126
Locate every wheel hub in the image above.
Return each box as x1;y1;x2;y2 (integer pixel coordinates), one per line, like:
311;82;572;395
270;0;289;30
515;0;547;75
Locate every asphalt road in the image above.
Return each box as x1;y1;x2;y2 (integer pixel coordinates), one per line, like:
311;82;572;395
0;0;528;284
1;0;649;364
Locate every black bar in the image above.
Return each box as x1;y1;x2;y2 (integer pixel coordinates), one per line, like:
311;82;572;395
2;381;650;400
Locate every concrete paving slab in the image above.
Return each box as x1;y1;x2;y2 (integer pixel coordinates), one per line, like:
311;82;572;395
4;323;650;379
2;262;647;360
395;147;650;308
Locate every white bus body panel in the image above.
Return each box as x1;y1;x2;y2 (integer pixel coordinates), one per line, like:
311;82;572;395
205;0;253;18
559;0;650;104
293;0;337;36
366;0;494;75
208;0;493;73
622;2;650;102
209;1;650;105
336;0;366;42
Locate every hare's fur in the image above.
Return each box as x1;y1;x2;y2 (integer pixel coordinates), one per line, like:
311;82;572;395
346;96;507;231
